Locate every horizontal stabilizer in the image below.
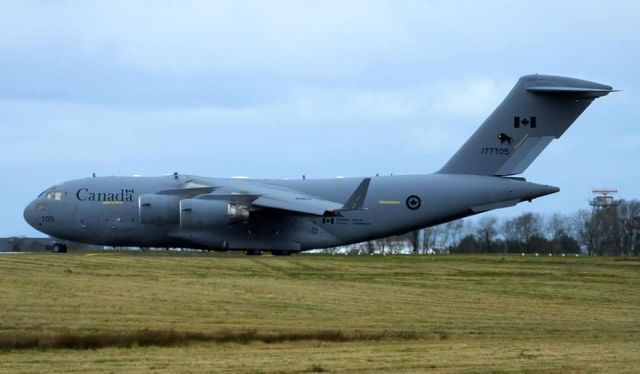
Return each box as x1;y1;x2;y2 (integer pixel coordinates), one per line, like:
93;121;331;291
526;86;616;98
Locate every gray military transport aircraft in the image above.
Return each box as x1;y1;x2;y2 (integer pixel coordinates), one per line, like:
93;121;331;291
24;74;614;254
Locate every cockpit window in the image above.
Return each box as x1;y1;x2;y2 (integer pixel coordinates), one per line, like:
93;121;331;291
38;191;47;198
46;191;64;200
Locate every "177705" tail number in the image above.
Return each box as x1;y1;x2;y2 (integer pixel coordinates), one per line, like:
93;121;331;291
481;147;510;155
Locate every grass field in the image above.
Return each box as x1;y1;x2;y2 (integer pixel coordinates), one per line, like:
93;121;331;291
1;252;639;373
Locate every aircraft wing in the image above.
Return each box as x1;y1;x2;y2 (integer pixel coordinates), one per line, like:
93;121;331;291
251;194;344;216
251;178;370;216
192;178;371;216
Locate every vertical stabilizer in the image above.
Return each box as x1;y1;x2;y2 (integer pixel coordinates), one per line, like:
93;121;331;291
438;74;614;176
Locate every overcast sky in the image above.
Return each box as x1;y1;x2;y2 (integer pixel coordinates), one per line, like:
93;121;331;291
1;1;639;237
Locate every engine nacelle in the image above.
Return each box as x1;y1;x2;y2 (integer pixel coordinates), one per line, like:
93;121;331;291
180;199;249;229
139;194;181;225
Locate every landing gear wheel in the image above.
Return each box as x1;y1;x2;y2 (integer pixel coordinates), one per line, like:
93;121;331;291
271;251;292;256
52;243;67;253
245;250;262;256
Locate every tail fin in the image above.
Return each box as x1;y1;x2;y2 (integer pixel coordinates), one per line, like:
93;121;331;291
438;74;614;176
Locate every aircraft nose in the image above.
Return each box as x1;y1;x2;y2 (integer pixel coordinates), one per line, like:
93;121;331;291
23;200;39;230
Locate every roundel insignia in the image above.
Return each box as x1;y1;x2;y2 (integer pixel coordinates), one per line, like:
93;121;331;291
406;195;421;210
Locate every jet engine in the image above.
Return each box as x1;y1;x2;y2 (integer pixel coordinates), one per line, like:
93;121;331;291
180;199;249;229
139;193;182;224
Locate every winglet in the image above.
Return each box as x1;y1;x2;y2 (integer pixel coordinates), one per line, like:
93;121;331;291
341;178;371;210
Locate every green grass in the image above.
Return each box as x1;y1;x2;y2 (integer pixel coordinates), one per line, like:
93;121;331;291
1;252;639;373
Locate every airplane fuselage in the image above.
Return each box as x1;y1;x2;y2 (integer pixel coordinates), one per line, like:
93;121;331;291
24;173;557;252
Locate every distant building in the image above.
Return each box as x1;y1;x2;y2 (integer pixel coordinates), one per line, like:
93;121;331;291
0;237;103;252
0;237;51;252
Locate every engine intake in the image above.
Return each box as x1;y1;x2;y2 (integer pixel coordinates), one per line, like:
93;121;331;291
180;199;249;229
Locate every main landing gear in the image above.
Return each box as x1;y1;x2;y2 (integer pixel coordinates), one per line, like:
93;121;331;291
271;251;292;256
243;250;293;256
46;242;68;253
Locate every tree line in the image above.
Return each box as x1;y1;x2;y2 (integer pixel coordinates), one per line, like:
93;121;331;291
327;199;640;256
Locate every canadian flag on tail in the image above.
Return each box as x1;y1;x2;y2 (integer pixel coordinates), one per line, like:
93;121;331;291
513;116;536;128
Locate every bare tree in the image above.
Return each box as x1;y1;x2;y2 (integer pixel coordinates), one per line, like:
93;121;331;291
546;213;569;253
502;218;518;252
435;224;452;251
501;213;542;253
619;200;640;256
476;216;498;252
571;210;595;255
446;220;465;250
409;229;421;254
422;227;437;254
